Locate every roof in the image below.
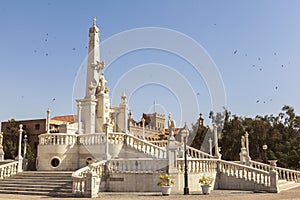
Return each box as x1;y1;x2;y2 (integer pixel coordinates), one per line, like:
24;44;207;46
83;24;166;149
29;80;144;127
51;115;76;123
164;128;182;135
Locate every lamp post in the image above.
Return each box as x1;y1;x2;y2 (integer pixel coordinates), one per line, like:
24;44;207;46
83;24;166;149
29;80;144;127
262;144;268;163
181;123;189;195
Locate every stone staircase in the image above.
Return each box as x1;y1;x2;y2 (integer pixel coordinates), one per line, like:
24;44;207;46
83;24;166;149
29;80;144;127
278;179;300;192
0;171;76;197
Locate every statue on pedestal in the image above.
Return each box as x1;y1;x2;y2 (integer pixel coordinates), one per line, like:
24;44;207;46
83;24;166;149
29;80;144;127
168;112;176;140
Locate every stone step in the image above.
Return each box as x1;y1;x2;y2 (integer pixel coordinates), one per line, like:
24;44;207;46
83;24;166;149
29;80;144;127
0;182;72;188
0;189;78;197
0;171;75;197
278;180;300;192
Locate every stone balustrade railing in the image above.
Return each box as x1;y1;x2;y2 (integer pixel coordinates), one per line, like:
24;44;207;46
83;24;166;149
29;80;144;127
219;160;271;187
124;134;167;159
0;161;18;179
276;166;300;182
149;140;168;147
177;158;218;173
186;146;214;159
78;133;124;145
250;160;300;183
39;133;77;145
72;160;107;194
108;158;168;173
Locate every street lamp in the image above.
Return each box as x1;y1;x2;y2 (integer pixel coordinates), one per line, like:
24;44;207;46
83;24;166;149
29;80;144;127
262;144;268;163
181;123;189;195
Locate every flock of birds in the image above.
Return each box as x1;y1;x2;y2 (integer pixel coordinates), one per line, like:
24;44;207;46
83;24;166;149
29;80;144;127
233;49;289;105
31;31;290;106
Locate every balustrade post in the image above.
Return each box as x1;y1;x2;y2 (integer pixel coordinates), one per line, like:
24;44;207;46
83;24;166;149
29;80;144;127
16;124;23;173
269;169;279;193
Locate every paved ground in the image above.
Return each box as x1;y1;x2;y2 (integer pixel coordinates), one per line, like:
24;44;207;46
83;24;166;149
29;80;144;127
0;187;299;200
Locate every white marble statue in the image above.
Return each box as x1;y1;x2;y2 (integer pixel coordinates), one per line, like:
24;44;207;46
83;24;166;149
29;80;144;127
168;112;176;140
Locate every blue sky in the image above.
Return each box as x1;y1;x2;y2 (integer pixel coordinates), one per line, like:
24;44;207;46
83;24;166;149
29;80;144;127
1;0;300;128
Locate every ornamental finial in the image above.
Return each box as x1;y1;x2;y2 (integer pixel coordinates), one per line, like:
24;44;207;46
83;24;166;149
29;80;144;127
93;17;96;26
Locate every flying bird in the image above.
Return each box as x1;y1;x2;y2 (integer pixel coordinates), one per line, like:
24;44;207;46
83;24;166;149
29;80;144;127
256;100;260;103
234;50;237;54
52;98;56;102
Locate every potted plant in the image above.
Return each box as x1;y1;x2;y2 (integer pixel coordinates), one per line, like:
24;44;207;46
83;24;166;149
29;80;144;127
199;175;214;195
157;174;174;196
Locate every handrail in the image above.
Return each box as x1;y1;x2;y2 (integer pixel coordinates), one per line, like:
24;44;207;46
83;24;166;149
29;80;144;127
39;133;78;145
219;159;271;187
0;161;18;179
72;160;107;194
148;140;168;147
250;160;300;183
177;158;218;173
107;158;168;173
124;134;167;159
186;146;214;159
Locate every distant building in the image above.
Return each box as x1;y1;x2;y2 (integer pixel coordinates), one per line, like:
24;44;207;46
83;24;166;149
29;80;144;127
1;115;76;170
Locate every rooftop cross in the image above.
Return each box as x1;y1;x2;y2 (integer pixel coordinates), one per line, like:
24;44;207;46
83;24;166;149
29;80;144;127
93;17;96;26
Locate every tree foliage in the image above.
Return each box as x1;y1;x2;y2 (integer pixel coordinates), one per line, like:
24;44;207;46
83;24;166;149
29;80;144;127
191;106;300;169
3;119;35;169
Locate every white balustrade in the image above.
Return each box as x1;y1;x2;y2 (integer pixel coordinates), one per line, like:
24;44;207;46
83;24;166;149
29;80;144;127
124;134;167;159
149;140;168;147
219;160;271;186
107;159;168;173
177;158;218;173
250;160;300;183
78;133;124;145
186;146;214;159
72;160;107;194
39;133;77;145
0;161;18;179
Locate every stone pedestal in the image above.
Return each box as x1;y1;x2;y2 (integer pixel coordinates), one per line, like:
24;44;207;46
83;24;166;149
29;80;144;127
239;147;249;165
0;148;4;161
269;170;279;193
167;139;178;174
85;171;101;198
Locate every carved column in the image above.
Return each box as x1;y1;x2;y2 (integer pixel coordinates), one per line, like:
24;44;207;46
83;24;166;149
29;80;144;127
0;132;4;161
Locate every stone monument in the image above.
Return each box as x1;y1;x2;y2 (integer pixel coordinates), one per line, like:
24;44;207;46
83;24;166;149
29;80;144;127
0;132;4;161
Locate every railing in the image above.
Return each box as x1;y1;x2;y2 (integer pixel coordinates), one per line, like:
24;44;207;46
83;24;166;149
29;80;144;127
149;140;168;147
276;166;300;182
250;160;300;183
124;134;167;159
177;158;218;173
39;133;77;145
186;146;214;159
107;158;168;173
219;160;271;187
72;160;107;194
78;133;125;145
0;161;18;179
